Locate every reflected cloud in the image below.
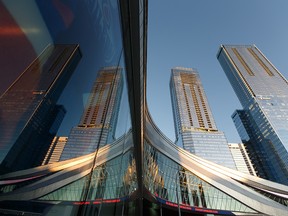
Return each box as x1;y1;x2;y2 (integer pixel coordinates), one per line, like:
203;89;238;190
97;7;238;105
0;27;39;35
3;0;53;55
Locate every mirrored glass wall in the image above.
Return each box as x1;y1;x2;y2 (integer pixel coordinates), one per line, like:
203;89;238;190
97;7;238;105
0;0;137;215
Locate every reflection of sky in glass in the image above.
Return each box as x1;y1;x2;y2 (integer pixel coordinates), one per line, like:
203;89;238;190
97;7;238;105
0;0;126;137
3;1;53;54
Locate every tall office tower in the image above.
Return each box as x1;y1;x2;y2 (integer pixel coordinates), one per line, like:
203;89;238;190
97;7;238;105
60;67;123;160
170;67;236;168
218;44;288;185
228;143;257;175
0;44;81;173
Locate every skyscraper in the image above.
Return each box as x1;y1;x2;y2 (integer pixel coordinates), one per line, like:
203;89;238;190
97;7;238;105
228;143;257;175
217;44;288;185
170;67;235;168
1;2;288;216
232;109;270;178
42;136;68;165
60;67;123;160
0;44;81;173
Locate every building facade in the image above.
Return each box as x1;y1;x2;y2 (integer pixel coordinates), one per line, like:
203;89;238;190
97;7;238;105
0;1;288;216
232;109;271;179
228;143;257;175
217;45;288;185
170;67;236;168
0;44;81;173
42;136;68;165
60;67;123;160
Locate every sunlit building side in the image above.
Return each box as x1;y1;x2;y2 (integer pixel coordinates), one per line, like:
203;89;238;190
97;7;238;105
218;45;288;185
42;136;68;165
170;67;236;169
228;143;257;175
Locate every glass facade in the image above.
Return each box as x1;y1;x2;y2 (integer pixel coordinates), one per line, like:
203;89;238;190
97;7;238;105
0;44;81;173
143;141;256;214
218;45;288;185
144;112;288;215
43;152;137;200
232;110;271;179
1;1;288;216
0;0;135;214
228;143;257;176
170;67;236;169
60;67;123;160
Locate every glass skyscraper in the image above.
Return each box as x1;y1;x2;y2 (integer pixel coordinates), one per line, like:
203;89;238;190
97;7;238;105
228;143;257;176
217;44;288;185
42;136;68;165
60;67;123;160
0;2;288;216
170;67;236;168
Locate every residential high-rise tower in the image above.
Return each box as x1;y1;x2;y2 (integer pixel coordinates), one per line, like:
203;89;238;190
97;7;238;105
170;67;236;169
217;45;288;185
60;67;123;160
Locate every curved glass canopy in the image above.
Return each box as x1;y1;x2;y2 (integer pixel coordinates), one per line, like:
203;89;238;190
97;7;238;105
0;1;287;215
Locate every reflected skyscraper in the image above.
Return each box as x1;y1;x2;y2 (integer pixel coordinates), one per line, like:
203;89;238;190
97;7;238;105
218;45;288;185
1;2;288;216
170;67;235;168
42;136;68;165
0;44;81;173
60;67;123;160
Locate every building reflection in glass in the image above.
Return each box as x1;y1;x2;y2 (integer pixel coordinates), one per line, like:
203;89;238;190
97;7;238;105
143;141;256;213
1;1;288;215
59;67;123;161
0;44;81;174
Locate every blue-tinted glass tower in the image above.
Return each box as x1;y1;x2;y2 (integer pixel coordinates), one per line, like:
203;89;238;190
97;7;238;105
218;45;288;185
232;110;271;179
170;67;236;169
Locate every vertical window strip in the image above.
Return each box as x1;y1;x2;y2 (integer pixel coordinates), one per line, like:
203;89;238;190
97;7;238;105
191;85;204;128
247;48;274;76
197;86;212;129
91;84;104;124
182;84;193;127
232;48;255;76
101;84;113;125
222;47;256;97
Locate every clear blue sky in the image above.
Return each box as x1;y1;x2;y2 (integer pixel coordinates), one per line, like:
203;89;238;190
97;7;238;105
147;0;288;143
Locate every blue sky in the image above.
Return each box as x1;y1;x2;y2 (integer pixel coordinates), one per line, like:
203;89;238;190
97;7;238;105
147;0;288;142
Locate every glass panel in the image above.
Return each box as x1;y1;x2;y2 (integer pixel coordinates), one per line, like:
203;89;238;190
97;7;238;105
0;0;136;215
143;140;257;214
